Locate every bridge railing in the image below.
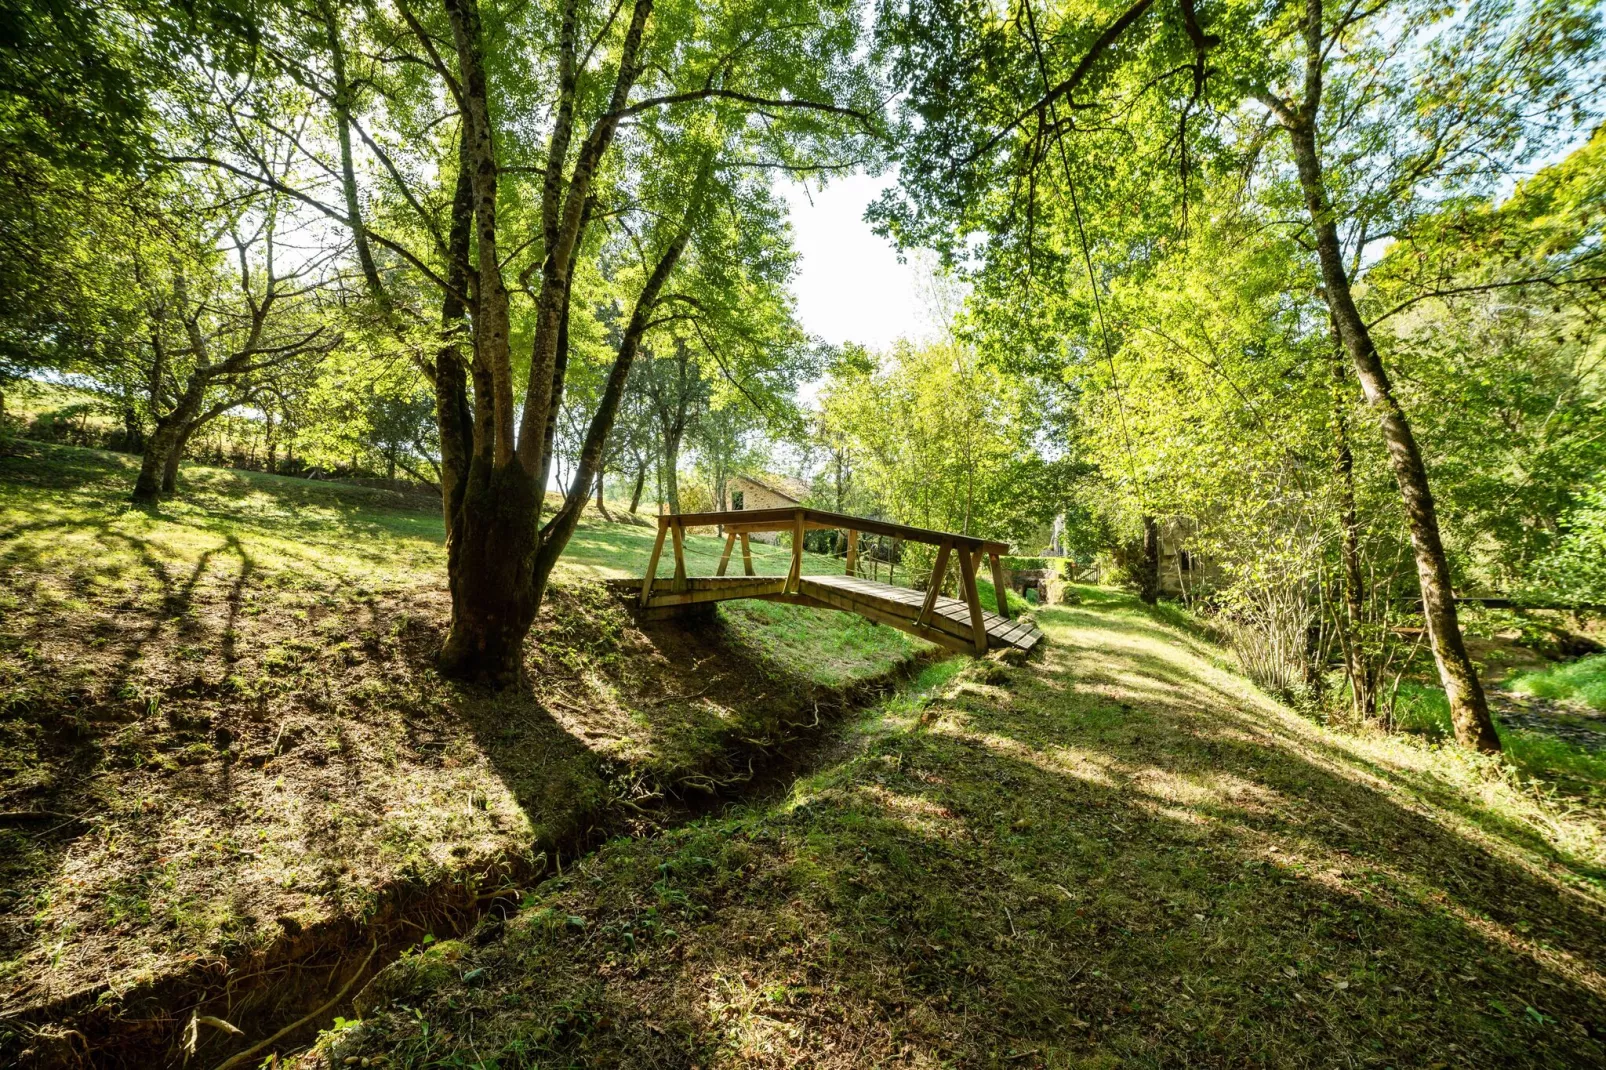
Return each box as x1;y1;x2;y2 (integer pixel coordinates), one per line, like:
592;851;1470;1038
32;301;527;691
639;507;1014;640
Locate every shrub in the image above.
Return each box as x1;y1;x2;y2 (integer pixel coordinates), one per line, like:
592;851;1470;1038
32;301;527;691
1001;555;1049;571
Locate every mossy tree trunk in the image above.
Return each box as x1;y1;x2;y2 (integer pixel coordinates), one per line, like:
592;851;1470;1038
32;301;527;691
1259;0;1498;752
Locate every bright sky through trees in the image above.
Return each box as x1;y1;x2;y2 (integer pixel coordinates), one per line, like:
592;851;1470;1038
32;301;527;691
781;173;926;349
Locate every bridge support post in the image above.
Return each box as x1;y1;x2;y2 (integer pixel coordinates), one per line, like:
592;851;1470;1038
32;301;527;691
740;532;755;576
670;520;688;592
917;540;952;629
640;519;669;607
786;510;804;593
989;551;1011;620
844;529;858;576
716;531;736;576
958;548;988;654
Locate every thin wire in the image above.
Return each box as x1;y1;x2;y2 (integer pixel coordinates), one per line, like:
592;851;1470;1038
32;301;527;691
1022;0;1136;474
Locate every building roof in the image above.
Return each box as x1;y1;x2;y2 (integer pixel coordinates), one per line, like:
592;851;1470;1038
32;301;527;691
733;472;811;503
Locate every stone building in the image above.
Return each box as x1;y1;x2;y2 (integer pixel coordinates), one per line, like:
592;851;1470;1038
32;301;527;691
727;473;812;542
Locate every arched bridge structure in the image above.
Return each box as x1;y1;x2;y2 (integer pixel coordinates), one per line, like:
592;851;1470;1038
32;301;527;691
633;507;1043;656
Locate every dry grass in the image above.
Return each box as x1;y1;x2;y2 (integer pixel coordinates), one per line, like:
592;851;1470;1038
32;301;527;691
323;589;1606;1069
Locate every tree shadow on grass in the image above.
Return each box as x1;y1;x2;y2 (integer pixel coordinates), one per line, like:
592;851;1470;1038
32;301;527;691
1038;599;1606;885
0;518;263;1017
345;589;1606;1069
433;588;906;837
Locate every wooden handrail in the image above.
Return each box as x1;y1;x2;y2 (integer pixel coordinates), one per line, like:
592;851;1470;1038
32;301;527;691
658;506;1010;555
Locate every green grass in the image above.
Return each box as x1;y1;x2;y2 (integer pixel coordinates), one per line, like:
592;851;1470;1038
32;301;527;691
1393;679;1606;789
1509;654;1606;712
315;591;1606;1070
0;441;923;679
0;442;930;1032
719;600;929;687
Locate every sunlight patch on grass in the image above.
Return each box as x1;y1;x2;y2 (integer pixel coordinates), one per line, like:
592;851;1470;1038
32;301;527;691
318;587;1606;1067
717;599;927;687
1508;654;1606;712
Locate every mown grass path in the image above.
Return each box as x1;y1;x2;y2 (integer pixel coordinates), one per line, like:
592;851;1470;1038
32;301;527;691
334;591;1606;1068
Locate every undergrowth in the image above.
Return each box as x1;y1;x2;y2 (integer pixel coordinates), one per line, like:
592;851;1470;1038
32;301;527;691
1391;680;1606;792
1509;654;1606;712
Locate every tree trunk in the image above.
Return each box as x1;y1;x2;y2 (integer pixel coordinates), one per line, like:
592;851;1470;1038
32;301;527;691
595;471;611;520
121;406;144;453
160;422;198;495
1287;116;1498;752
133;381;207;504
392;0;666;688
435;148;476;543
1138;515;1160;604
1331;350;1376;718
629;466;645;513
132;421;181;504
438;460;543;686
662;432;682;513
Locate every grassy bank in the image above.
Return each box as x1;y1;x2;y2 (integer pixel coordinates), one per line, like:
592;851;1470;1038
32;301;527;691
0;443;928;1058
1389;677;1606;793
323;589;1606;1069
1509;655;1606;712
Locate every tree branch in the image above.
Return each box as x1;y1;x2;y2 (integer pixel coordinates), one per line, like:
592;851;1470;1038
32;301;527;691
618;88;871;126
963;0;1156;165
1366;274;1606;329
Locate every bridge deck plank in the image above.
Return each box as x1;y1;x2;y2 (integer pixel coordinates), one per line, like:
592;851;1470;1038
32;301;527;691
798;575;1041;653
629;573;1043;653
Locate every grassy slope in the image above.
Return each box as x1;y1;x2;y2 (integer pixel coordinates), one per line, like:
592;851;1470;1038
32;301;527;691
329;589;1606;1069
0;443;925;1030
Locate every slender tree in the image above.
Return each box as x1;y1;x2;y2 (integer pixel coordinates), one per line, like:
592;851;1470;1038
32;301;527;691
874;0;1601;749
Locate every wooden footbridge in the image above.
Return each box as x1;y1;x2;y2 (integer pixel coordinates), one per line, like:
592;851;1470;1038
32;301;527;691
634;507;1042;656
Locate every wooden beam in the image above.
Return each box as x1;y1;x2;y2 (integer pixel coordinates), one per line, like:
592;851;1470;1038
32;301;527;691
670;521;687;593
798;577;972;647
770;588;974;653
640;520;669;607
957;546;988;654
740;532;755;576
658;505;1009;555
989;551;1011;620
716;531;736;577
642;578;786;607
844;529;858;576
786;509;805;593
917;541;952;629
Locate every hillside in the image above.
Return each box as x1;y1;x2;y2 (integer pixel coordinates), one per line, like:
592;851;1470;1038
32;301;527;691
319;590;1606;1069
4;444;1605;1068
0;444;930;1063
